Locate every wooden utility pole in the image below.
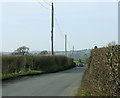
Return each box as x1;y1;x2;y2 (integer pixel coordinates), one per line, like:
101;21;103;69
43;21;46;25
51;2;54;55
72;46;74;58
65;35;67;56
118;2;120;45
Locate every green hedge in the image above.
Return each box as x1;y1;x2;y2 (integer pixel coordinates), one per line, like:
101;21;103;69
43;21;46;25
2;55;75;75
78;45;120;96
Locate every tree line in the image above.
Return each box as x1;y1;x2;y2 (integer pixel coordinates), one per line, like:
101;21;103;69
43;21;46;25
11;46;48;56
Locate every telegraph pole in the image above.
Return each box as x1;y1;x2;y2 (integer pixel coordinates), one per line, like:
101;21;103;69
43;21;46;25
51;2;54;55
118;2;120;91
72;46;74;58
65;35;67;56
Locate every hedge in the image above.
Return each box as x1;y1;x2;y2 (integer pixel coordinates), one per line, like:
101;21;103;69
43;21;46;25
2;55;75;75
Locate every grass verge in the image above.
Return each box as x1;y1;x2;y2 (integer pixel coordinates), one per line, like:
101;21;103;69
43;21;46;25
1;66;75;80
81;89;90;96
1;70;45;80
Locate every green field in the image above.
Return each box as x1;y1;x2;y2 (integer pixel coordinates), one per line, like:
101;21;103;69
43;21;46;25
74;58;86;63
73;58;88;66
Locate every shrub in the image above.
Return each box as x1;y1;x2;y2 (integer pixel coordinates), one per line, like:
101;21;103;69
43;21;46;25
78;45;120;96
2;55;75;75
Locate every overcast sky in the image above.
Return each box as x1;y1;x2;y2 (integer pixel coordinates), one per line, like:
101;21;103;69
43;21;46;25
2;2;118;52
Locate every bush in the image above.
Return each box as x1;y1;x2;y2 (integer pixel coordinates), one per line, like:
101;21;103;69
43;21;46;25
2;55;75;75
78;45;120;96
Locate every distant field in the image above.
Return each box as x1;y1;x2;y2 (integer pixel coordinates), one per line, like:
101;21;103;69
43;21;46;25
73;58;86;64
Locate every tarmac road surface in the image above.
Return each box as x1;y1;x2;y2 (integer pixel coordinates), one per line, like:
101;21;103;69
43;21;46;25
2;67;87;96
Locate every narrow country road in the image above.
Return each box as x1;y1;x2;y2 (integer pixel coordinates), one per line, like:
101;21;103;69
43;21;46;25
2;67;87;96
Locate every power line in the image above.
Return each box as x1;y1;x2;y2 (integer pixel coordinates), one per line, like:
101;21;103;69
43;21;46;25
55;16;64;38
55;14;73;52
36;1;74;52
37;1;50;10
42;0;52;6
37;1;65;40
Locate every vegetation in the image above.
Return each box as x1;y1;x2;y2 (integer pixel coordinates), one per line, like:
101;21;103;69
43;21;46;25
1;70;44;79
39;50;48;55
2;46;76;80
77;45;120;96
107;41;116;47
73;58;86;63
81;90;90;96
2;55;75;79
73;58;87;66
11;46;29;55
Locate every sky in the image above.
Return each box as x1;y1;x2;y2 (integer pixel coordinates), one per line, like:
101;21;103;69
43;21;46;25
2;2;118;52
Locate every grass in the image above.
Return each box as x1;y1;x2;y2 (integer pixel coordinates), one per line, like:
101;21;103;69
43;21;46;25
74;58;86;63
73;58;87;66
1;66;74;80
73;58;79;63
1;70;45;80
81;90;90;96
2;55;75;80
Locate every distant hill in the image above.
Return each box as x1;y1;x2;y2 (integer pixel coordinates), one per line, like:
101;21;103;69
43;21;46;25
55;49;91;58
0;52;12;55
1;49;91;58
29;51;41;54
0;51;41;55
